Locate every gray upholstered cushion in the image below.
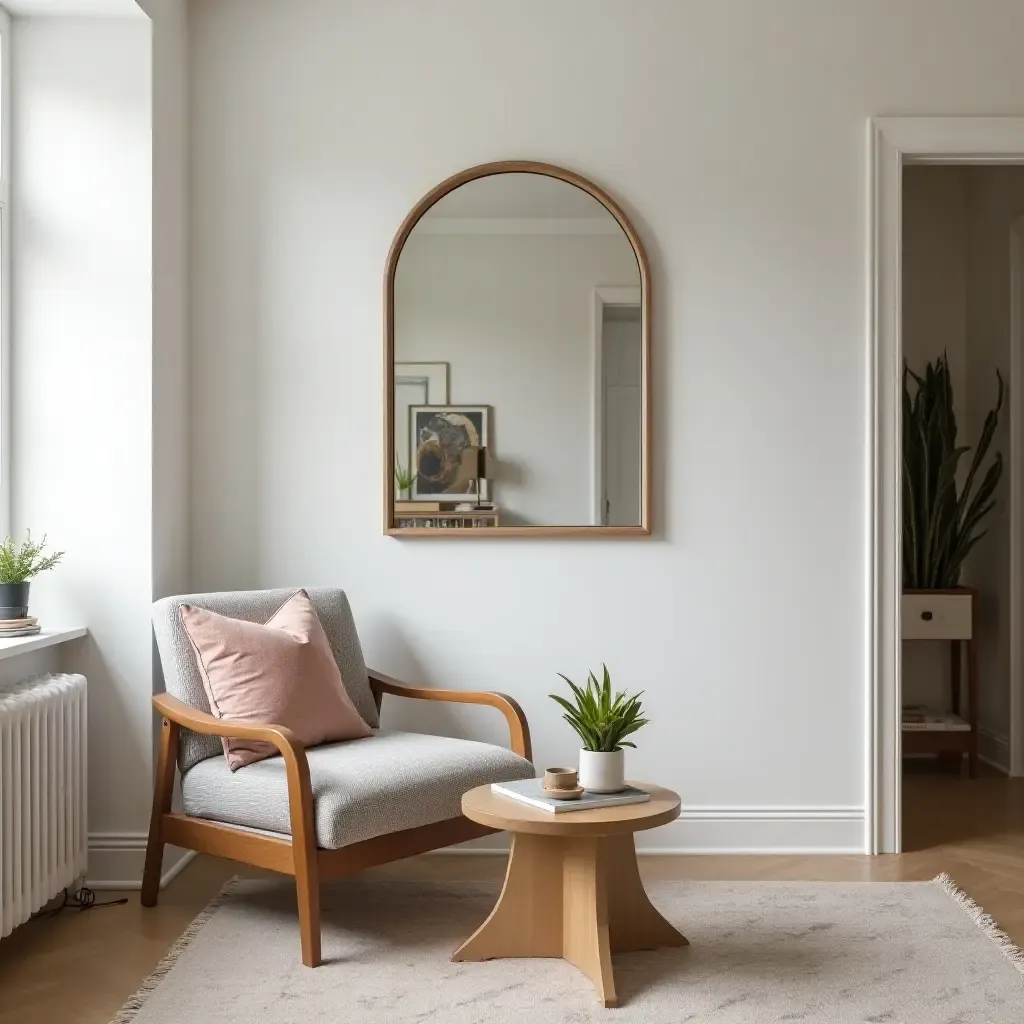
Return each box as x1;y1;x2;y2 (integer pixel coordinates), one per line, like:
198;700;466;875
152;589;379;773
180;729;535;849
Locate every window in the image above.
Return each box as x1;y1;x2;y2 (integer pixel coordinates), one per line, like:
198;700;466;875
0;7;9;538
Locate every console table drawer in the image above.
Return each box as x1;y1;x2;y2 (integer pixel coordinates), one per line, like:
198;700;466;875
901;593;972;640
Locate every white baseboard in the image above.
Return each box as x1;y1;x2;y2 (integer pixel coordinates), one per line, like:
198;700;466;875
85;833;197;891
84;807;867;884
441;806;866;855
978;728;1011;775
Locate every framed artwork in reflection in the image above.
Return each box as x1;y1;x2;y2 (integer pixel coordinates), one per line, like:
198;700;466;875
409;405;491;500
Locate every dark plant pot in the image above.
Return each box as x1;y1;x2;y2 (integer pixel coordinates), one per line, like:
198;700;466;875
0;582;30;619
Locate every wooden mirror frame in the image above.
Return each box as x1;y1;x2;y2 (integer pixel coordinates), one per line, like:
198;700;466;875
384;160;651;537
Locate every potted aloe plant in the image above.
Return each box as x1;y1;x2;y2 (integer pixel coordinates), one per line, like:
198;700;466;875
549;665;648;793
902;355;1002;638
394;459;417;500
0;532;64;619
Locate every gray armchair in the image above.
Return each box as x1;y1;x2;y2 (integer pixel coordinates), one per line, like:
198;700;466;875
142;588;534;966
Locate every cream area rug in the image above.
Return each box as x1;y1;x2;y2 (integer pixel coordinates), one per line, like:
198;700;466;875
114;875;1023;1023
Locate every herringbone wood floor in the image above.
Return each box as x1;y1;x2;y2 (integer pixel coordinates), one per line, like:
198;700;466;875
1;769;1021;1024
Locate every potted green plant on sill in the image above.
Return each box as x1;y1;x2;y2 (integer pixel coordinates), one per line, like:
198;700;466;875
0;533;65;620
549;665;648;793
902;355;1003;636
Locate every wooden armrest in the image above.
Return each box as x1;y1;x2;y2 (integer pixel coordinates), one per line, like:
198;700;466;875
151;692;316;859
368;671;532;761
153;692;305;755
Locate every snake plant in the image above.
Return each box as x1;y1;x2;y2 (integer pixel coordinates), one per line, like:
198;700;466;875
902;354;1003;589
549;665;648;752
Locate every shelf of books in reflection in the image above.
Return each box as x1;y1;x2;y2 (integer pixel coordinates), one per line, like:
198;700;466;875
0;615;41;639
394;500;499;529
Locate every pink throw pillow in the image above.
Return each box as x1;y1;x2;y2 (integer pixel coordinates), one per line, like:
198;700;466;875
179;589;373;770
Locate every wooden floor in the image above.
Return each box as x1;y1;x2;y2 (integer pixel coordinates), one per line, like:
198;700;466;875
1;768;1021;1024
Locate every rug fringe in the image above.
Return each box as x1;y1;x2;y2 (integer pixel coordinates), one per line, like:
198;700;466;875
934;873;1024;976
108;876;241;1024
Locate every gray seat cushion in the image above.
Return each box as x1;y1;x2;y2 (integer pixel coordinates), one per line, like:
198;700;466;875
152;588;379;773
180;729;535;849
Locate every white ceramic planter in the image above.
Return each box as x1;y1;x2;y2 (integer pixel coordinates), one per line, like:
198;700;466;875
579;748;625;793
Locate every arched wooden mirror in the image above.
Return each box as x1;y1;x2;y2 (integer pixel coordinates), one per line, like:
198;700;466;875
384;161;650;536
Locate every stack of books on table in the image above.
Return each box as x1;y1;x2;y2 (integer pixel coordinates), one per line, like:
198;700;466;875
0;616;41;639
491;778;651;814
901;705;970;732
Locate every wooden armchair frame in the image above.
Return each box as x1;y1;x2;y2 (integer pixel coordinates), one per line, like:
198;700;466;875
141;670;531;967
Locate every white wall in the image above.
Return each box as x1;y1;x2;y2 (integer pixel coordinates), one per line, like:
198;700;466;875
138;0;191;881
142;0;190;617
12;17;154;868
395;231;638;525
12;1;190;884
188;0;1024;852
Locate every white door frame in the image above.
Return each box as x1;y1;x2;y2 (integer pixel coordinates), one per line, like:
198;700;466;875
1010;217;1024;777
868;117;1024;853
591;286;642;526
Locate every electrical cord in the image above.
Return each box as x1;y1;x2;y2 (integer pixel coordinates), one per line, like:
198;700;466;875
31;886;128;918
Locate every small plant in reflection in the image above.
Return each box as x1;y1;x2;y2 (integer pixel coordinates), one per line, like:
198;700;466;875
394;459;417;498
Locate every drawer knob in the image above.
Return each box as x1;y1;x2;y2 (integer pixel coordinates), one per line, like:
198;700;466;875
921;610;933;621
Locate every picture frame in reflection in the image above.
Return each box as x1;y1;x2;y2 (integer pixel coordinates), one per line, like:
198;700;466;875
409;405;491;500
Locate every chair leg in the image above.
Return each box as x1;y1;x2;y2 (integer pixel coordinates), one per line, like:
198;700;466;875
289;777;322;966
142;717;179;907
295;860;322;968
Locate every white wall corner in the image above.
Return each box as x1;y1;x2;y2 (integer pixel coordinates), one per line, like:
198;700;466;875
85;834;195;891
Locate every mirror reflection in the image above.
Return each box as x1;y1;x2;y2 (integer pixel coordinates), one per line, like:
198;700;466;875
393;172;643;530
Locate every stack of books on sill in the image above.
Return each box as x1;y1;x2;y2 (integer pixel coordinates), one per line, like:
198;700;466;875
901;705;970;732
0;616;41;639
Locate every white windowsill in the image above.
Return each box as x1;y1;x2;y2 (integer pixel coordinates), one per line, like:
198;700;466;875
0;627;87;662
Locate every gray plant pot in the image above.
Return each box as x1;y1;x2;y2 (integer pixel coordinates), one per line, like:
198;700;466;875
0;582;30;619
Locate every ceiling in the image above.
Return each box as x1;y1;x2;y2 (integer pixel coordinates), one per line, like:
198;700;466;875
3;0;142;16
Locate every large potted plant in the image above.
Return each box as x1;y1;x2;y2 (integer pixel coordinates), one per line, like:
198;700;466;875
0;532;64;619
549;665;648;793
902;355;1002;635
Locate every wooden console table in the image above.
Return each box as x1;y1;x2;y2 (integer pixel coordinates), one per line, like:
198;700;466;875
901;587;977;777
455;782;686;1008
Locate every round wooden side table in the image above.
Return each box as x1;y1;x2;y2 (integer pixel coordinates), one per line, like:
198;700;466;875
454;782;687;1007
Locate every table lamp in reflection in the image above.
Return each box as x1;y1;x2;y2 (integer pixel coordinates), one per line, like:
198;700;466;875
472;446;489;508
453;445;491;508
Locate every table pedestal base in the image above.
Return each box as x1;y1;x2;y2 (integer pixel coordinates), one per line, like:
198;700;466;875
452;832;688;1007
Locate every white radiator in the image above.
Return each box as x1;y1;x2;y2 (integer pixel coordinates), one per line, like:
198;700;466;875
0;674;87;938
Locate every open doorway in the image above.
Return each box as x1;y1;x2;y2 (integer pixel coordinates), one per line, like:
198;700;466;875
592;287;642;526
899;164;1023;852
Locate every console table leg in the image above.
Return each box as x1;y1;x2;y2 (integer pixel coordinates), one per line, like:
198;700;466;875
451;832;563;961
452;829;687;1008
604;834;689;953
562;838;618;1007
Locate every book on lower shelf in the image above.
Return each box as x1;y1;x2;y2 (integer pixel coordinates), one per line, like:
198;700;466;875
490;778;651;813
901;705;970;732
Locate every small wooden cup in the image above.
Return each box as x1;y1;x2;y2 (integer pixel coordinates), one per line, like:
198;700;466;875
543;767;579;792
